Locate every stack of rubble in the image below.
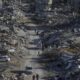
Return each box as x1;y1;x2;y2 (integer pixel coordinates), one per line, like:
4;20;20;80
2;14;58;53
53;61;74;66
0;24;28;77
39;26;80;79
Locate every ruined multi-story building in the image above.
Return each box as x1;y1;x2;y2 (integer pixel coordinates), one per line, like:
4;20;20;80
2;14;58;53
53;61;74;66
35;0;53;12
35;0;53;19
70;0;80;12
61;0;80;12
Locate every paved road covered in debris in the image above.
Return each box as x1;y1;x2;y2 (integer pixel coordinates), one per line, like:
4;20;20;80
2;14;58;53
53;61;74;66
25;27;46;80
12;5;46;79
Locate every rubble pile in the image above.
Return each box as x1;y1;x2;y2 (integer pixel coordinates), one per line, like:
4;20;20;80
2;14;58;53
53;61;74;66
39;19;80;80
0;24;29;78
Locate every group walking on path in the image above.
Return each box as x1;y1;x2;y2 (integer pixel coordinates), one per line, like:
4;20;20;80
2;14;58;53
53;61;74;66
32;74;39;80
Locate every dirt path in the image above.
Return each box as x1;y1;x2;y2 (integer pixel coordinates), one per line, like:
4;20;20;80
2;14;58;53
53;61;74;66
23;28;46;80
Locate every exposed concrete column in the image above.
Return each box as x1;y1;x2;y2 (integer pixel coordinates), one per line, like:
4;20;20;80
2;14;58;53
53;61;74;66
0;0;2;8
48;0;53;11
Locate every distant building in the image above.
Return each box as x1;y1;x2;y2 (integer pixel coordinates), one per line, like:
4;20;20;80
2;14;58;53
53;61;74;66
52;0;80;12
35;0;53;18
64;0;80;12
35;0;80;19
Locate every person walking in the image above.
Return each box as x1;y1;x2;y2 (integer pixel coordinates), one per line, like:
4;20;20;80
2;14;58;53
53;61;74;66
36;74;39;80
35;29;37;33
32;75;35;80
36;31;39;35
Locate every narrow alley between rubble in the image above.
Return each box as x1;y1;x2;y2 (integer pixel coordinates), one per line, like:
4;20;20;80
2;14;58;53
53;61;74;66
23;27;46;80
1;0;80;80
